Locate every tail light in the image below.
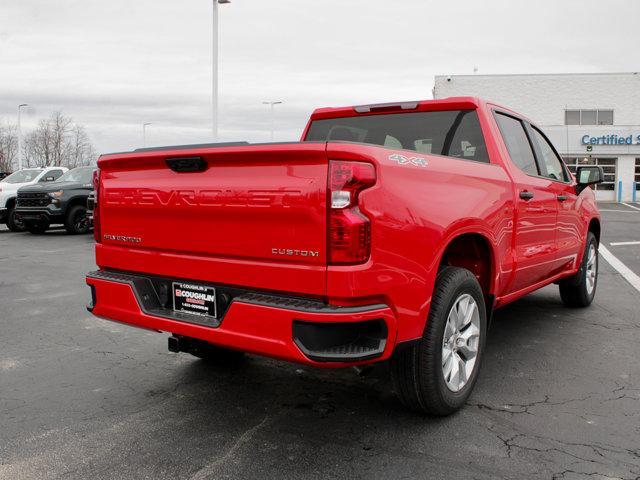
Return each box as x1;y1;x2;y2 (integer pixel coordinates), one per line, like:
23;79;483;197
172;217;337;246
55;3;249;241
328;161;376;264
92;168;101;243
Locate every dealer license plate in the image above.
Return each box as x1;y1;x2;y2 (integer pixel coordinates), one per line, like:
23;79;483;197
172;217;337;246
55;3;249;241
172;282;217;320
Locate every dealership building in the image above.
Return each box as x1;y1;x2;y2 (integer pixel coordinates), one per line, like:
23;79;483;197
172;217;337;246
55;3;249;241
433;72;640;202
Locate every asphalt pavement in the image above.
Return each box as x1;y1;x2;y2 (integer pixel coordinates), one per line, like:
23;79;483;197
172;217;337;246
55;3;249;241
1;205;639;480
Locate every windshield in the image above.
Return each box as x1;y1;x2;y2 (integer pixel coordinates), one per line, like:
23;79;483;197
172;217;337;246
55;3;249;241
57;167;95;184
1;169;44;184
305;109;489;163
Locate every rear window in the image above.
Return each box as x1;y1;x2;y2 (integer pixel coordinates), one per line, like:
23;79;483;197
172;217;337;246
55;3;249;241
2;169;43;184
304;110;489;163
57;167;95;184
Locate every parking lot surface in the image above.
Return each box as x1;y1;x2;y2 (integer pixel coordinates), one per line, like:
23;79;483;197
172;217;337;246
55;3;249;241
1;205;640;480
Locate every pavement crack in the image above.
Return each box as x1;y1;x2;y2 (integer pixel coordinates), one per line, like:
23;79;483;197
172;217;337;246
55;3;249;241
470;394;594;415
188;414;272;480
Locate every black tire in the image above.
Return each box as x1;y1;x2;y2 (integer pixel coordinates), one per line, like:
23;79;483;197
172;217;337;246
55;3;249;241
26;222;49;234
65;205;89;234
559;232;598;308
390;267;487;416
6;207;25;232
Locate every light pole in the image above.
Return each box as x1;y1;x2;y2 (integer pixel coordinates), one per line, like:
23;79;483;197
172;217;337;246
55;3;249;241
212;0;231;141
142;123;152;147
262;101;283;141
17;103;28;170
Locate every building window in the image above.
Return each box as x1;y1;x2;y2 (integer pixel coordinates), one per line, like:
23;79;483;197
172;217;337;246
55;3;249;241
635;158;640;191
598;110;614;125
564;109;614;126
564;156;616;191
565;110;580;125
581;110;597;125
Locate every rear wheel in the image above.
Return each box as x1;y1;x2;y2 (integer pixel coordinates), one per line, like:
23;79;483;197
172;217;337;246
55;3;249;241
6;207;25;232
559;232;598;307
65;205;89;234
390;267;487;415
26;222;49;234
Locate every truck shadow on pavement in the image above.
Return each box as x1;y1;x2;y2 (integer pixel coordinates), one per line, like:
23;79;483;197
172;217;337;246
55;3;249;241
157;287;599;423
171;288;578;420
141;288;584;437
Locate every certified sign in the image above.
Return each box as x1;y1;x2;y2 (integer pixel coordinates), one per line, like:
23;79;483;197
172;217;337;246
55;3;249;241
581;134;640;145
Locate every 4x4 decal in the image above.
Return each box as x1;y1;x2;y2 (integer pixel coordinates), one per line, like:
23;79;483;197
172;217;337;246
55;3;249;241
388;153;428;168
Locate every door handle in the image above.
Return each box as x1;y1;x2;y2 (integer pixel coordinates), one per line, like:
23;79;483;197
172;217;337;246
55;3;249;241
557;195;568;202
519;190;534;200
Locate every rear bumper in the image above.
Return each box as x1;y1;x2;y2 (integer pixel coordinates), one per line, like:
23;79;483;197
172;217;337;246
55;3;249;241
86;270;397;367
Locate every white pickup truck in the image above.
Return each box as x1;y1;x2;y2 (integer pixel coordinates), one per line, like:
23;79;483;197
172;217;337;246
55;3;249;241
0;167;67;231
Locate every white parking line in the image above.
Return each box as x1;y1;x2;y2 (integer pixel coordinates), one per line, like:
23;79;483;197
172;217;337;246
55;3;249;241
599;209;638;213
610;241;640;246
599;244;640;293
621;202;640;212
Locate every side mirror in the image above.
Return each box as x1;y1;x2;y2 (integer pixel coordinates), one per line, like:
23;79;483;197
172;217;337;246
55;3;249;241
575;166;603;193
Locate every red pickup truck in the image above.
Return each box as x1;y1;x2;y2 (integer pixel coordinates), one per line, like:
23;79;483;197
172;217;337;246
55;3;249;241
86;97;603;415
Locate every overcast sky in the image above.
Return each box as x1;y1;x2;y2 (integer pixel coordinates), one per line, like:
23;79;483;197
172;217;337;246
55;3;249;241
1;0;639;155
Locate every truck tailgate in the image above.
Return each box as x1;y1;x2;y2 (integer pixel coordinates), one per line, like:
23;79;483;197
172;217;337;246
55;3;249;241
96;143;328;296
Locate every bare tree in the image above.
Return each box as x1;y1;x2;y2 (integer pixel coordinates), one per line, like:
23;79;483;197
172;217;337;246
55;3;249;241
25;118;54;167
0;121;18;173
51;111;72;167
23;111;96;168
67;125;96;168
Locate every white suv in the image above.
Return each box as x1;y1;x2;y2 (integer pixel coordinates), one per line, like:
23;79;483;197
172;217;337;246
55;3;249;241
0;167;68;231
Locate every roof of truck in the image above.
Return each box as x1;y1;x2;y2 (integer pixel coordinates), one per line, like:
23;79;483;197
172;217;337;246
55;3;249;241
309;97;482;118
307;96;532;125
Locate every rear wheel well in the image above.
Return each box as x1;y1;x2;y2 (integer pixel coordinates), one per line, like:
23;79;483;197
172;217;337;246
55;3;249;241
439;233;494;295
439;233;495;325
588;218;601;245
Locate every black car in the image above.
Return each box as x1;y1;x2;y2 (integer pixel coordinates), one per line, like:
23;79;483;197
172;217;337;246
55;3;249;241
15;166;96;234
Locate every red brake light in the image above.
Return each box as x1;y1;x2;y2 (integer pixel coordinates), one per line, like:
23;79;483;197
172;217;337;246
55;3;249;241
92;168;101;243
328;161;376;265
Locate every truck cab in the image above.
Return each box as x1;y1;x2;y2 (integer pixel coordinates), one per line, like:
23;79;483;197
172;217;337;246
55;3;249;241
16;166;96;234
0;167;67;231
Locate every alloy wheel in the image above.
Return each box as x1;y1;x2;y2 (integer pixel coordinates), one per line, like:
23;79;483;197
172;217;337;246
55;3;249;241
442;293;481;393
585;243;597;295
75;211;88;232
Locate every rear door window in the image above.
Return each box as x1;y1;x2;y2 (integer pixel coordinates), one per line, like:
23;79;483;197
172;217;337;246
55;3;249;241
305;110;490;163
40;169;65;182
494;112;539;176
